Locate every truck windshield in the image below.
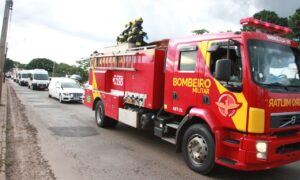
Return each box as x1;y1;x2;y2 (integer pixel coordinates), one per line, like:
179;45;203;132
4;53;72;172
248;40;300;88
34;74;49;80
22;73;29;78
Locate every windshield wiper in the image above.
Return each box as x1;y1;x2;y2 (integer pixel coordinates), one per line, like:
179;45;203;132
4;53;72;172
262;82;286;87
261;83;300;92
260;82;288;91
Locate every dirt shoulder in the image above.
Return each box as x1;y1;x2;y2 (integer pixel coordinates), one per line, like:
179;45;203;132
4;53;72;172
5;84;55;180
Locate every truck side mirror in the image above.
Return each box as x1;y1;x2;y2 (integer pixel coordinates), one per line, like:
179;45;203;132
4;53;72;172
215;59;231;82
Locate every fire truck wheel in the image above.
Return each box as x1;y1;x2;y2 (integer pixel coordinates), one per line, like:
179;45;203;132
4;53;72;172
95;101;118;128
182;123;215;174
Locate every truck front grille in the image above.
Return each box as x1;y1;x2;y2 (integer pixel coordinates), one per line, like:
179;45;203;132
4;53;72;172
276;142;300;154
72;93;83;98
271;112;300;128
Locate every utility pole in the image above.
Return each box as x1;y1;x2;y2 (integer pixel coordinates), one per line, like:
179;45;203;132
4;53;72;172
0;0;13;104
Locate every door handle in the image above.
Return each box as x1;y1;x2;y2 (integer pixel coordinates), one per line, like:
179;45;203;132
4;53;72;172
172;91;178;100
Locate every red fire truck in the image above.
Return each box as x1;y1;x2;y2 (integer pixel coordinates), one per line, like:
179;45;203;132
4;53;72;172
84;18;300;174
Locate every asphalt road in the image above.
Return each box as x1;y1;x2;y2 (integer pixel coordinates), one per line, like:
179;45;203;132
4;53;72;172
9;80;300;180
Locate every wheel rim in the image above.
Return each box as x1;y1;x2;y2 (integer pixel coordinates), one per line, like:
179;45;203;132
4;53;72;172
96;104;103;124
187;134;208;165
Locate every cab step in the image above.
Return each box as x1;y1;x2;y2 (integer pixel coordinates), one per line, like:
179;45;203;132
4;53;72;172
165;123;179;130
219;157;237;165
161;137;176;144
223;138;240;148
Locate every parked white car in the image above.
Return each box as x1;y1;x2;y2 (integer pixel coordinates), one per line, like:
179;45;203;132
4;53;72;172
48;78;84;103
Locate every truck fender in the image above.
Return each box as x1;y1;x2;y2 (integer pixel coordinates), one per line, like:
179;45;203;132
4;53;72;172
93;97;101;110
175;107;220;152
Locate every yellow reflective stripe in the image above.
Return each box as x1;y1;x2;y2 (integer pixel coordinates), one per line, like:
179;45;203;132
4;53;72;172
91;69;101;99
198;41;211;66
92;69;98;90
248;108;265;133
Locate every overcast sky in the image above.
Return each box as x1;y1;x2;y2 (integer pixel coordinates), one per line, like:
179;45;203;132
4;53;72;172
0;0;299;65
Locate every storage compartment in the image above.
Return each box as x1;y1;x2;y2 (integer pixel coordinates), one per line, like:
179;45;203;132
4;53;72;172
101;93;123;120
94;70;111;92
118;108;138;128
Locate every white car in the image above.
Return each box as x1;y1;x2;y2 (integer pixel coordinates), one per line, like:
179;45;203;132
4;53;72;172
48;78;84;103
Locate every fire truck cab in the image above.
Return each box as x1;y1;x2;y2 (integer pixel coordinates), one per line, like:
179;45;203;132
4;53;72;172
84;18;300;174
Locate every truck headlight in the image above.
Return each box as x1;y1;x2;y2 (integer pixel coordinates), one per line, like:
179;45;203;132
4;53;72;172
256;141;268;159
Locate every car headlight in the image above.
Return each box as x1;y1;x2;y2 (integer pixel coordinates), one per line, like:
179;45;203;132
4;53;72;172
256;141;268;159
63;93;70;96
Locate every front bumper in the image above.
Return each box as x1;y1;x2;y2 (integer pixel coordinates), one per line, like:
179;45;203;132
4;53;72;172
20;80;28;85
216;130;300;171
61;94;83;102
33;83;48;89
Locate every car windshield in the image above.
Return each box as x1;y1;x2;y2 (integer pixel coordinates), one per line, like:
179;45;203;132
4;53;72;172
22;73;29;78
34;74;49;80
248;40;300;87
61;82;81;88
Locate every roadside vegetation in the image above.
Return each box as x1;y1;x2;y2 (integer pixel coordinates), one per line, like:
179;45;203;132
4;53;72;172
4;57;89;82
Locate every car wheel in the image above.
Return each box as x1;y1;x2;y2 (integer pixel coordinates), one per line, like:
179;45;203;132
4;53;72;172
182;124;215;175
59;94;63;103
48;94;52;98
95;100;118;128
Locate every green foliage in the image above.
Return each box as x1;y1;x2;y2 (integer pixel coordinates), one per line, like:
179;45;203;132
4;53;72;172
7;57;89;82
53;62;88;82
192;29;209;35
76;58;89;71
288;8;300;42
4;58;14;72
254;10;288;26
26;58;54;72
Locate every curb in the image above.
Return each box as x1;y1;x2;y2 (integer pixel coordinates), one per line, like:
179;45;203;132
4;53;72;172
0;81;8;180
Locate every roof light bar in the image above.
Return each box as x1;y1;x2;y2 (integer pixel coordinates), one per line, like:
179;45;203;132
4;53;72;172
240;17;292;35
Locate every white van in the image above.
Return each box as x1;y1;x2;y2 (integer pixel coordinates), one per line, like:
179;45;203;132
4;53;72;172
48;78;84;103
18;70;31;86
28;69;49;90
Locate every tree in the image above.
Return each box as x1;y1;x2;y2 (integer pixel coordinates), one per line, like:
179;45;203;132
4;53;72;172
76;58;89;71
192;29;209;35
288;8;300;42
14;61;26;69
4;58;14;72
253;10;288;26
26;58;54;73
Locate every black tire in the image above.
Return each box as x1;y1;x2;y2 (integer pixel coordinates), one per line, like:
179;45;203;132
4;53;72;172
182;124;215;175
95;100;118;128
48;94;52;98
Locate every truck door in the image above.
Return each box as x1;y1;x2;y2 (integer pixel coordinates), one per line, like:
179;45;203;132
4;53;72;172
171;45;204;115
